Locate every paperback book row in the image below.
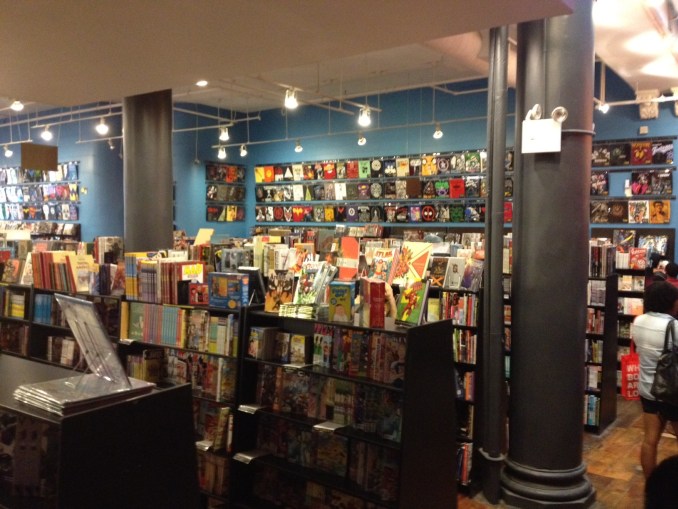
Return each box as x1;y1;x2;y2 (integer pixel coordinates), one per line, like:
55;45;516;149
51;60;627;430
255;201;496;224
591;138;673;167
586;338;604;364
0;182;79;204
583;394;601;427
0;162;78;185
0;286;27;319
252;462;393;508
164;348;237;403
255;364;403;442
452;330;477;365
0;222;79;242
585;308;605;335
124;301;239;356
196;450;229;498
45;335;81;367
456;370;475;403
205;162;246;183
125;253;249;308
587;279;608;306
0;322;28;356
255;174;513;203
255;414;399;503
590;229;670;276
590;199;671;224
585;365;602;392
248;324;407;387
591;169;673;196
254;149;514;183
457;442;473;486
205;203;246;222
437;291;480;325
205;183;245;202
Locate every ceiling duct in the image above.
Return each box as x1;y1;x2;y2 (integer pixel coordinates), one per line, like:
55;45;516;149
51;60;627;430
425;31;517;88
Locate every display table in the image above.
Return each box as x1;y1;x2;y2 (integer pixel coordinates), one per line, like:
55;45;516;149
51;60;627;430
0;353;200;509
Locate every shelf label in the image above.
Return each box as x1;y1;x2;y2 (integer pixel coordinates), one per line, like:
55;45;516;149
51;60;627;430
233;449;269;464
313;420;344;433
238;403;264;414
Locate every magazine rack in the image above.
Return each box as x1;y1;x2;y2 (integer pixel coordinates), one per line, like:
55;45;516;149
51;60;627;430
12;294;154;416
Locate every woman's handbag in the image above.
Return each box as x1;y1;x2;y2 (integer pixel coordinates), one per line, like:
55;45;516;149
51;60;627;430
650;319;678;406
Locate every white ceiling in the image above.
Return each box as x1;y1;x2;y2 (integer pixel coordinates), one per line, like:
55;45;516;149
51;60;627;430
0;1;675;121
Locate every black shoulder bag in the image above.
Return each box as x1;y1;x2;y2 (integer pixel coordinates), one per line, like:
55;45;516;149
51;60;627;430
650;319;678;406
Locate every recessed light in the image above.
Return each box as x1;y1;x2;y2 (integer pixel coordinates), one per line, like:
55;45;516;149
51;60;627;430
196;80;208;87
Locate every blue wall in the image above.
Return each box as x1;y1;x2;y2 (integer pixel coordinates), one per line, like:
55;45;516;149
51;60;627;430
1;69;677;254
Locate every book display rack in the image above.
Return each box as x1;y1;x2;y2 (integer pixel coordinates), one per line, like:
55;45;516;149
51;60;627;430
254;149;515;226
205;161;246;223
231;307;457;509
590;137;675;225
584;274;618;433
0;161;80;240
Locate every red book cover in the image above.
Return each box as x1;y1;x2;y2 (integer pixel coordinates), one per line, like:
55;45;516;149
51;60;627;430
346;160;359;179
323;162;337;180
449;178;465;198
631;141;653;165
629;247;648;270
368;279;385;329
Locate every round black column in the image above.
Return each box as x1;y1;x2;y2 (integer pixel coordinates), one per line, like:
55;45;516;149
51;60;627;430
123;89;174;252
501;2;596;507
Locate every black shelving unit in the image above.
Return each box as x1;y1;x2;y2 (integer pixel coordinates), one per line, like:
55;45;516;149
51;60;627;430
584;274;618;434
231;308;457;509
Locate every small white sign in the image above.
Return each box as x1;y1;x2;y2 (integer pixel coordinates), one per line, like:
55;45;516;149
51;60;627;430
521;119;562;154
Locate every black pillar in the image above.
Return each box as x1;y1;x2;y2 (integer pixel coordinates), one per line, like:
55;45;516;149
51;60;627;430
123;89;174;252
501;2;595;507
480;25;509;504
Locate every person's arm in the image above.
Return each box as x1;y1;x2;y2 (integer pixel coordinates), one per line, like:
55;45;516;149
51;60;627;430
384;283;397;318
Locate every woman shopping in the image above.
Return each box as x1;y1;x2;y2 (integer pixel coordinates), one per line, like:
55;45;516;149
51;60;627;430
631;281;678;478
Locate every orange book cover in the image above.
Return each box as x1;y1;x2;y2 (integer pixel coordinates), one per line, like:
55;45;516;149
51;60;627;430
336;237;360;281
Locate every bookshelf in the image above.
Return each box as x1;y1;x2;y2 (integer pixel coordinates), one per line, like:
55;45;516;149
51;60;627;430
585;274;618;433
231;308;457;508
434;286;479;489
205;161;246;223
118;298;243;505
0;353;200;509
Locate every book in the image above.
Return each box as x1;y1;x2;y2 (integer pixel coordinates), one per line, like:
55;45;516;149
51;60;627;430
460;258;484;291
328;281;354;323
390;241;433;286
264;270;295;313
335;236;360;281
395;280;429;326
208;272;250;310
444;257;465;289
428;256;450;287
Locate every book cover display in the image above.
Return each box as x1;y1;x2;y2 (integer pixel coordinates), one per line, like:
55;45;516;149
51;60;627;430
395;280;429;326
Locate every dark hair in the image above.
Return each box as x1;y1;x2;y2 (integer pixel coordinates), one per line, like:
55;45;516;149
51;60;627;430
644;281;678;314
666;262;678;278
649;252;665;269
646;455;678;508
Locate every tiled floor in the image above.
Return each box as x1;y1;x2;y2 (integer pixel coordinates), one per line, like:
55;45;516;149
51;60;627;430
458;396;678;508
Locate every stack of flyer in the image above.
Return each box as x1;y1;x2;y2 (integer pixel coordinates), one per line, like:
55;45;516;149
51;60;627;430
13;294;155;416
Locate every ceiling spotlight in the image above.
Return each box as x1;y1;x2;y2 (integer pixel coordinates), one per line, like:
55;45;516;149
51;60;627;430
108;139;115;151
240;144;248;157
357;133;367;146
10;100;24;112
294;139;303;153
358;106;372;127
219;126;230;142
433;123;444;139
3;145;12;158
41;126;53;141
597;103;610;114
217;146;226;160
95;117;109;135
284;89;298;109
196;80;208;87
